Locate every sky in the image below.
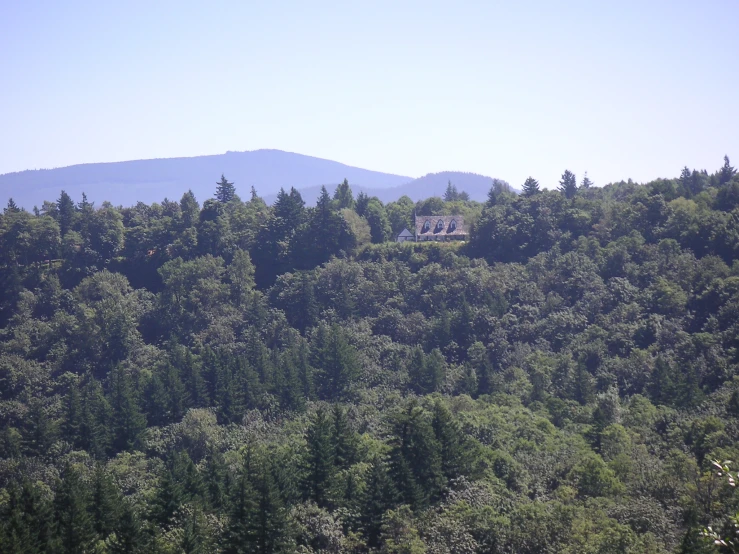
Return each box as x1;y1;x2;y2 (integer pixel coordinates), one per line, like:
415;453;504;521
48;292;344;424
1;0;738;189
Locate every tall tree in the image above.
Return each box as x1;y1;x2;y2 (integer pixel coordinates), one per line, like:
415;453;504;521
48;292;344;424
558;170;578;199
215;174;236;203
56;190;76;236
719;155;737;185
522;177;540;197
581;172;593;189
333;179;355;209
54;465;96;554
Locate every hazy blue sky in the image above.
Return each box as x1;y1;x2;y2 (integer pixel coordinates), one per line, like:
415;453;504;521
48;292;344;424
1;0;737;189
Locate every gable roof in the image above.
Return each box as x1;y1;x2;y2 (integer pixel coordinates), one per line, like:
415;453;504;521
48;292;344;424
397;228;414;237
415;215;467;236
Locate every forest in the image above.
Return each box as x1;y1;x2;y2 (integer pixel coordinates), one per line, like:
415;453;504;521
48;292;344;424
1;157;739;553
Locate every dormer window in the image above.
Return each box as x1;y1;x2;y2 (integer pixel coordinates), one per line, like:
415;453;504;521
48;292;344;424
436;219;445;232
423;220;431;232
450;219;457;232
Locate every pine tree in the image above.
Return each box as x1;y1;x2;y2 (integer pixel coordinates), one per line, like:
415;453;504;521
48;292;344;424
223;461;258;554
444;181;459;202
54;465;96;554
558;170;578;199
355;192;370;217
360;459;397;548
333;178;355;209
719;155;737;185
251;456;294;554
80;378;112;459
580;172;593;189
313;324;360;400
5;198;21;213
91;465;122;540
303;407;335;507
56;190;76;236
180;190;200;228
215;174;236;203
331;404;358;470
431;399;469;480
109;500;144;554
389;402;444;509
109;366;147;453
522;177;540;197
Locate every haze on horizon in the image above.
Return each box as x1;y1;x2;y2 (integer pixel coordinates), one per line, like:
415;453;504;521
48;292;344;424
1;0;737;190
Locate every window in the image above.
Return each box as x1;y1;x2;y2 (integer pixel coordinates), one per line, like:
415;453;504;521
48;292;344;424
450;219;457;232
436;219;444;232
423;220;430;232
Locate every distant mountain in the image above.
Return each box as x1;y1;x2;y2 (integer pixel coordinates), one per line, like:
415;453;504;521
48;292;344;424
0;149;413;209
269;171;511;206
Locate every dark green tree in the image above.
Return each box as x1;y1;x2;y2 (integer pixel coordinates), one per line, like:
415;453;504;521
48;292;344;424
333;178;355;209
54;465;96;554
215;174;236;203
108;366;147;453
558;170;578;198
522;176;540;197
302;407;335;507
56;190;76;236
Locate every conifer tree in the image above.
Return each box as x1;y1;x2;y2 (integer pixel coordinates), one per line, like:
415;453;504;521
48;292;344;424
223;461;258;554
54;465;96;554
56;190;76;236
333;178;355;209
444;180;460;202
5;198;21;213
109;366;147;453
360;460;397;548
558;170;578;199
719;154;737;185
312;324;360;400
431;399;470;480
109;500;144;554
215;174;236;203
91;465;122;540
303;407;335;507
580;172;593;189
331;404;358;470
522;177;540;197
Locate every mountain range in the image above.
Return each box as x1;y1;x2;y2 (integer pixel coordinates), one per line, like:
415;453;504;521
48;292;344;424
0;149;504;209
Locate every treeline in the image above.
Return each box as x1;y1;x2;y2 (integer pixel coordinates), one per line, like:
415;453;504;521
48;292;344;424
0;157;738;552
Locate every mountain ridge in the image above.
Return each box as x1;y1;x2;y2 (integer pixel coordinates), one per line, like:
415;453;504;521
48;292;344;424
0;149;415;209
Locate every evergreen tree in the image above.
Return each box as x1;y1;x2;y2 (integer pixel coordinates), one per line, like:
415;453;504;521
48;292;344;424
54;465;96;554
522;176;540;197
719;154;737;185
91;465;122;540
331;404;358;470
302;407;335;507
360;459;397;548
444;180;459;202
389;402;444;509
431;399;469;480
364;198;392;244
580;172;593;189
558;170;578;198
109;500;144;554
333;178;355;209
355;191;370;217
251;456;294;554
180;189;200;228
312;324;360;400
108;366;147;453
5;198;21;213
56;190;76;236
215;174;236;203
80;378;112;459
223;458;258;554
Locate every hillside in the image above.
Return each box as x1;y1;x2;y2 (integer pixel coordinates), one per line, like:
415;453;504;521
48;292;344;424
265;171;510;205
0;149;413;209
1;155;739;553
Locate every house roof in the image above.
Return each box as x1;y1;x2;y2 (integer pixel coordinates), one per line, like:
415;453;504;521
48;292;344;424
415;215;467;236
397;228;414;237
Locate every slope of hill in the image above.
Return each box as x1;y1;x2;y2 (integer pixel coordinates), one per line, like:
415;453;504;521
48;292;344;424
266;171;512;205
0;149;413;209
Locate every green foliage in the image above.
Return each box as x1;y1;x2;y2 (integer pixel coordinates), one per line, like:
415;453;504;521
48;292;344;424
3;162;739;553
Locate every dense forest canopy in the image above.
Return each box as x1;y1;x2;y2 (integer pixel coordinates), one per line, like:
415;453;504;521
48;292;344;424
1;157;739;553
